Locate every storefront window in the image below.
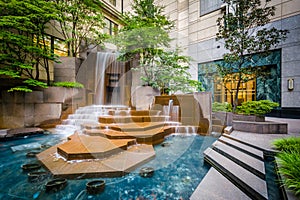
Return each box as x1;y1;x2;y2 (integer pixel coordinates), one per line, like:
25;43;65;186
214;74;256;105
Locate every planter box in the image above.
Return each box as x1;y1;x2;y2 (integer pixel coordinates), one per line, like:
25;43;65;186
233;114;265;122
213;111;233;126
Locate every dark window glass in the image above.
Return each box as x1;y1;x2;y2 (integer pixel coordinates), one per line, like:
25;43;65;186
104;18;118;35
109;0;116;6
200;0;223;16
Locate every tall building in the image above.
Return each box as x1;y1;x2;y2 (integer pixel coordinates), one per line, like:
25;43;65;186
157;0;300;117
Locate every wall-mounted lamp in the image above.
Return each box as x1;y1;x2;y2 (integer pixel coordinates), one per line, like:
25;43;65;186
288;78;294;91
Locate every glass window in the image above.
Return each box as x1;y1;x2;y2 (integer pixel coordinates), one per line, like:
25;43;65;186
53;37;68;57
214;73;256;105
200;0;223;16
104;18;118;35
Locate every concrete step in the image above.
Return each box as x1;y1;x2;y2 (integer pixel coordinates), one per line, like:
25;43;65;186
218;136;264;160
190;168;251;200
212;141;265;179
212;125;224;133
223;134;278;156
204;148;268;200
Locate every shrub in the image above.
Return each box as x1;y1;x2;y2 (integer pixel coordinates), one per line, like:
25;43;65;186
236;100;279;116
212;102;232;112
52;82;84;88
274;137;300;196
273;137;300;153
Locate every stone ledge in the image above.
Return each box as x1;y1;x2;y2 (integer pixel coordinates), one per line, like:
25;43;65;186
233;120;288;134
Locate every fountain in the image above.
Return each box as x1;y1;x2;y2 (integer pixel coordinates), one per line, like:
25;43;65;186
76;52;129;106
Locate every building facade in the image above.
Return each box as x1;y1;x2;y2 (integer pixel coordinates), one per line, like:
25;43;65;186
156;0;300;117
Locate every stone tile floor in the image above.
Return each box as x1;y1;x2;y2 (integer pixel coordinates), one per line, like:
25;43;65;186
230;117;300;151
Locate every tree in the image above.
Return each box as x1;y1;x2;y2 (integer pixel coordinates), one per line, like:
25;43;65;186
216;0;289;111
140;48;204;94
51;0;107;58
115;0;201;93
0;0;58;92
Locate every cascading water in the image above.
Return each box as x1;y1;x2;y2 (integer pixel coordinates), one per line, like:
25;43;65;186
77;51;126;105
55;105;129;134
94;52;109;105
163;99;179;122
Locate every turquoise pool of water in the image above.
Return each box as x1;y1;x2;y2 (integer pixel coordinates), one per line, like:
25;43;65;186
0;133;216;200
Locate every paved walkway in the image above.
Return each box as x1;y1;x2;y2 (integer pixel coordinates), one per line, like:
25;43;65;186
231;117;300;151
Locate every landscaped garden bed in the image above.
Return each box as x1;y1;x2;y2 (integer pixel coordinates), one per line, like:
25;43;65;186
273;137;300;198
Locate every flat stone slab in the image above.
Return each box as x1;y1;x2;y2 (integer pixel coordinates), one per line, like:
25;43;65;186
57;133;136;160
212;141;265;179
37;143;155;179
233;120;288;134
204;148;268;200
218;136;264;160
0;128;44;140
190;168;251;200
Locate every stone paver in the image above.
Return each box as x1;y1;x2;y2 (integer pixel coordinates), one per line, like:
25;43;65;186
219;136;264;160
204;147;268;200
212;140;265;179
190;168;251;200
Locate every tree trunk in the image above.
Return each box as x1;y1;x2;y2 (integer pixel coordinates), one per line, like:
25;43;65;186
233;72;242;112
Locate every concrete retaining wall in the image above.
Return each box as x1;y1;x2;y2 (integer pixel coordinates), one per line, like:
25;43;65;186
0;87;85;129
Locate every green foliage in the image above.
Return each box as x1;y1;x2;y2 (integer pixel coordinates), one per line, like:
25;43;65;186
24;79;48;88
53;81;84;88
188;80;205;92
236;100;279;116
273;137;300;153
216;0;289;110
212;102;232;112
52;0;107;57
116;0;174;61
274;137;300;196
115;0;202;94
0;0;59;91
8;86;33;93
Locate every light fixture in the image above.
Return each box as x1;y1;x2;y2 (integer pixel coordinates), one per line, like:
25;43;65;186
288;78;294;91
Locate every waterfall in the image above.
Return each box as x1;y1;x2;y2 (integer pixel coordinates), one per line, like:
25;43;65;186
77;52;126;105
94;52;109;105
167;99;173;116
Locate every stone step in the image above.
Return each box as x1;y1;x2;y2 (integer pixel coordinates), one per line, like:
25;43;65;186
212;125;224;133
218;136;264;160
190;168;251;200
204;148;268;200
212;141;265;179
98;116;170;124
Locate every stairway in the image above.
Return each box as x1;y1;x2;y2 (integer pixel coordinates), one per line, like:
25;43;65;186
192;134;270;200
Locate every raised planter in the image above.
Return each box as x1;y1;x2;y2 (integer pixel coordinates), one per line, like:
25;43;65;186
21;163;41;171
232;121;287;134
139;167;155;178
45;178;67;192
233;114;265;122
86;180;105;194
